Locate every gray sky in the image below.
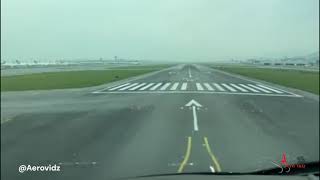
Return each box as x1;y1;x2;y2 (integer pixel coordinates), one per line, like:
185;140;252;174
1;0;319;61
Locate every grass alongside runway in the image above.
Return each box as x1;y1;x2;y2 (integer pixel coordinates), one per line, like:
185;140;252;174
215;66;319;95
1;69;157;91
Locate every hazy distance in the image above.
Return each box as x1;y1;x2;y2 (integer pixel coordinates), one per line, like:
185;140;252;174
1;0;319;62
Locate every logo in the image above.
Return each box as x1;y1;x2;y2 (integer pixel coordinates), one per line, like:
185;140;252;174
271;153;306;174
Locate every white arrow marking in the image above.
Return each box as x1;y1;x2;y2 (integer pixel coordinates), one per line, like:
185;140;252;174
185;99;202;107
185;99;202;131
192;106;199;131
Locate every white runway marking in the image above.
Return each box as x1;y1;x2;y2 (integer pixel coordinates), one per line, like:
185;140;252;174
119;83;139;91
188;68;192;78
239;84;259;92
170;83;179;90
181;83;188;90
94;81;300;97
210;166;215;172
213;83;225;91
160;83;171;90
221;83;236;92
129;83;147;90
139;83;155;90
108;83;131;91
247;84;271;93
203;83;214;91
94;90;300;97
256;84;284;94
150;83;163;90
230;83;248;92
196;83;204;91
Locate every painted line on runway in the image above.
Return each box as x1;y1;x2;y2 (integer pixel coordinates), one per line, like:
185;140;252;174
239;84;259;92
230;83;248;92
212;69;303;97
108;83;131;91
192;106;199;131
221;83;236;92
92;90;301;97
160;83;171;90
170;82;179;90
149;83;163;90
204;137;221;172
118;83;139;91
204;83;214;91
188;68;192;78
139;83;155;91
209;166;215;172
213;83;225;91
256;84;284;94
247;84;271;93
129;83;147;91
181;83;188;90
178;137;192;173
196;83;204;91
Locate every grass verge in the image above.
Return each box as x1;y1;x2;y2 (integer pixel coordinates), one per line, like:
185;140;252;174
1;69;157;91
214;66;319;95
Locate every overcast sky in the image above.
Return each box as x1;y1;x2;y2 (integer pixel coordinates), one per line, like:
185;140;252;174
1;0;319;61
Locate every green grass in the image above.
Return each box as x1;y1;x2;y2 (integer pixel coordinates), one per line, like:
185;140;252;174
214;66;319;95
1;69;156;91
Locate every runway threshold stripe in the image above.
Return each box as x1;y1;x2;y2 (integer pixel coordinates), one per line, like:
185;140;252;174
149;83;163;90
128;83;147;90
160;83;171;90
204;83;214;91
119;83;139;90
204;137;222;172
139;83;155;90
221;83;237;92
256;84;284;94
108;83;131;91
178;137;192;173
239;84;259;92
247;84;271;93
230;83;248;92
196;83;204;91
170;83;179;90
213;83;225;91
181;83;188;90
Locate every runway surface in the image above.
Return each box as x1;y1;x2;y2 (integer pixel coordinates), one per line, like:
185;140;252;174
1;64;319;179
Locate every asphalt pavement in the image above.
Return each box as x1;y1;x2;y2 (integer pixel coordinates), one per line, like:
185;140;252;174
1;64;319;180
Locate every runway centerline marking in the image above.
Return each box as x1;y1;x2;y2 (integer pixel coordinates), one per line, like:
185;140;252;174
188;68;192;78
204;137;221;172
178;137;192;173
